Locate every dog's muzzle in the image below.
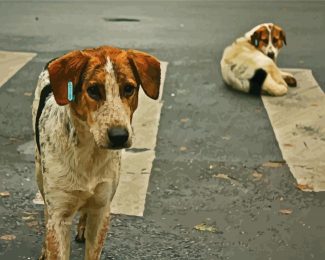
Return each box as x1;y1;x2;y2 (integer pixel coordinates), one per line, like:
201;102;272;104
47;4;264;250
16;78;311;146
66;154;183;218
108;127;129;149
267;52;275;60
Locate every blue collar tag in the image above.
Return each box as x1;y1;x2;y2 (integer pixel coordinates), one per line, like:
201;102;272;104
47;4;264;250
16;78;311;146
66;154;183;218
254;39;259;47
67;81;75;101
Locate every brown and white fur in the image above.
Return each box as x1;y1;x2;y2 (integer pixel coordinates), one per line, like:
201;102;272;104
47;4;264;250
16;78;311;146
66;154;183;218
220;23;297;96
32;46;161;259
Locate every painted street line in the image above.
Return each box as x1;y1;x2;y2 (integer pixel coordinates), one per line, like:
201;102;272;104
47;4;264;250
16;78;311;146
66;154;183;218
111;62;167;216
0;50;36;88
31;62;168;216
262;69;325;192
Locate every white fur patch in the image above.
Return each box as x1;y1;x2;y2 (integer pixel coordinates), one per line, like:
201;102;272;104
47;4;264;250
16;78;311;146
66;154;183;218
105;57;114;74
244;23;273;39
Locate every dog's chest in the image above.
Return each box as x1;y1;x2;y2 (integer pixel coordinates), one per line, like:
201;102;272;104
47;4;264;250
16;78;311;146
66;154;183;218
39;103;121;195
74;147;121;191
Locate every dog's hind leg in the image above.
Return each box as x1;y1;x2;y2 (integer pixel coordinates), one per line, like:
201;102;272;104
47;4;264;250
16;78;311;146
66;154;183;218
38;205;49;260
34;150;48;260
75;211;87;243
262;73;288;96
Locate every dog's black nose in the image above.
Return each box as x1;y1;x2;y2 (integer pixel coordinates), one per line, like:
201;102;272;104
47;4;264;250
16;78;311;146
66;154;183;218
108;127;129;148
267;52;275;60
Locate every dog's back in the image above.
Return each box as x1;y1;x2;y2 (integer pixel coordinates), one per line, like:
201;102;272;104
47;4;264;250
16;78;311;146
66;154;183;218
221;38;269;94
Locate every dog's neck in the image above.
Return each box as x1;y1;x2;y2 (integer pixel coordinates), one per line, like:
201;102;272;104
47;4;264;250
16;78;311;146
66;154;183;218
66;106;96;149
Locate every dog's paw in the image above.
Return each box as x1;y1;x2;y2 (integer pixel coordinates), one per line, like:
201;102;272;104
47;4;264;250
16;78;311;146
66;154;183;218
75;233;86;243
38;247;47;260
283;75;297;87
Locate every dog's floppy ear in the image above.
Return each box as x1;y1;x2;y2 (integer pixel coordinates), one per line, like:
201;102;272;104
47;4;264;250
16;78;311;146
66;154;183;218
251;31;261;48
273;24;287;46
279;29;287;45
127;50;161;100
48;51;89;105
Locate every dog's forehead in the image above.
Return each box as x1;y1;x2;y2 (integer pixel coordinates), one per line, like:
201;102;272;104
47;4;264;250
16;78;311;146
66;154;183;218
84;46;130;70
107;52;136;83
83;48;135;84
245;23;272;39
255;25;270;38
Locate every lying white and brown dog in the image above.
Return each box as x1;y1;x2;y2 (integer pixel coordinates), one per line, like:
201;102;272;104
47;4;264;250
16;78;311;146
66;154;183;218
221;23;297;96
32;46;160;259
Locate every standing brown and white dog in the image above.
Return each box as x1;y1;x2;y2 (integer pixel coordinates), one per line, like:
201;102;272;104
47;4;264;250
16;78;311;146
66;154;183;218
220;23;297;96
32;46;161;259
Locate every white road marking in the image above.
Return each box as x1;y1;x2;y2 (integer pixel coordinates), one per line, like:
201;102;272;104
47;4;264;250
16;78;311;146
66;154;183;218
111;62;168;216
262;69;325;192
0;50;36;88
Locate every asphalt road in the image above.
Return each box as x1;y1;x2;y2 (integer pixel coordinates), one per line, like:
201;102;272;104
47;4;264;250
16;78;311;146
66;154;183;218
0;1;325;259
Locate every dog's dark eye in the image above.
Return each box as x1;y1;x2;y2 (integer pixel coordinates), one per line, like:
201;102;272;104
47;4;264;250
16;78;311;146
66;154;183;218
272;38;278;44
87;85;101;100
123;84;135;97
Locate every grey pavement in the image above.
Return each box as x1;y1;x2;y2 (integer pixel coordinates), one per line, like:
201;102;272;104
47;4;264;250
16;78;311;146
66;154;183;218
0;1;325;259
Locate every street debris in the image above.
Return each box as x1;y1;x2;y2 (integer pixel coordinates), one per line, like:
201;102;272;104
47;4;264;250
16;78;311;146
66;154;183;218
213;173;231;180
221;135;231;141
23;92;32;96
194;223;220;233
279;209;293;215
252;171;263;181
0;191;10;197
0;234;16;241
22;215;34;221
32;191;44;205
180;118;189;123
23;211;38;215
22;212;40;230
179;146;187;152
26;221;39;228
262;161;286;168
296;183;314;192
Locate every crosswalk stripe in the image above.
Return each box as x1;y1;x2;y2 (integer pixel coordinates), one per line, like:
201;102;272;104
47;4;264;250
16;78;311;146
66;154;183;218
0;50;36;88
111;62;168;216
262;69;325;192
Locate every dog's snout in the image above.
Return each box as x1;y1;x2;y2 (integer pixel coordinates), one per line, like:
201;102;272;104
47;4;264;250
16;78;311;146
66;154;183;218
267;52;275;60
108;127;129;148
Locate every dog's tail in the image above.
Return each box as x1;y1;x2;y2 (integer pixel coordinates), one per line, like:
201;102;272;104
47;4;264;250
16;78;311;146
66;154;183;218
221;59;267;95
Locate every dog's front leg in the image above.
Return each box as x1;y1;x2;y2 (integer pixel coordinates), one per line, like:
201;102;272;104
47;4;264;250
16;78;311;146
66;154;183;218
280;70;297;87
85;205;111;260
44;192;79;260
45;213;74;260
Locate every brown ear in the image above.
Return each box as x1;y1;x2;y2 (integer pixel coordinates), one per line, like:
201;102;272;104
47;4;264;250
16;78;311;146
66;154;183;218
251;31;261;48
280;30;287;45
273;24;287;46
127;50;161;100
47;51;89;105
